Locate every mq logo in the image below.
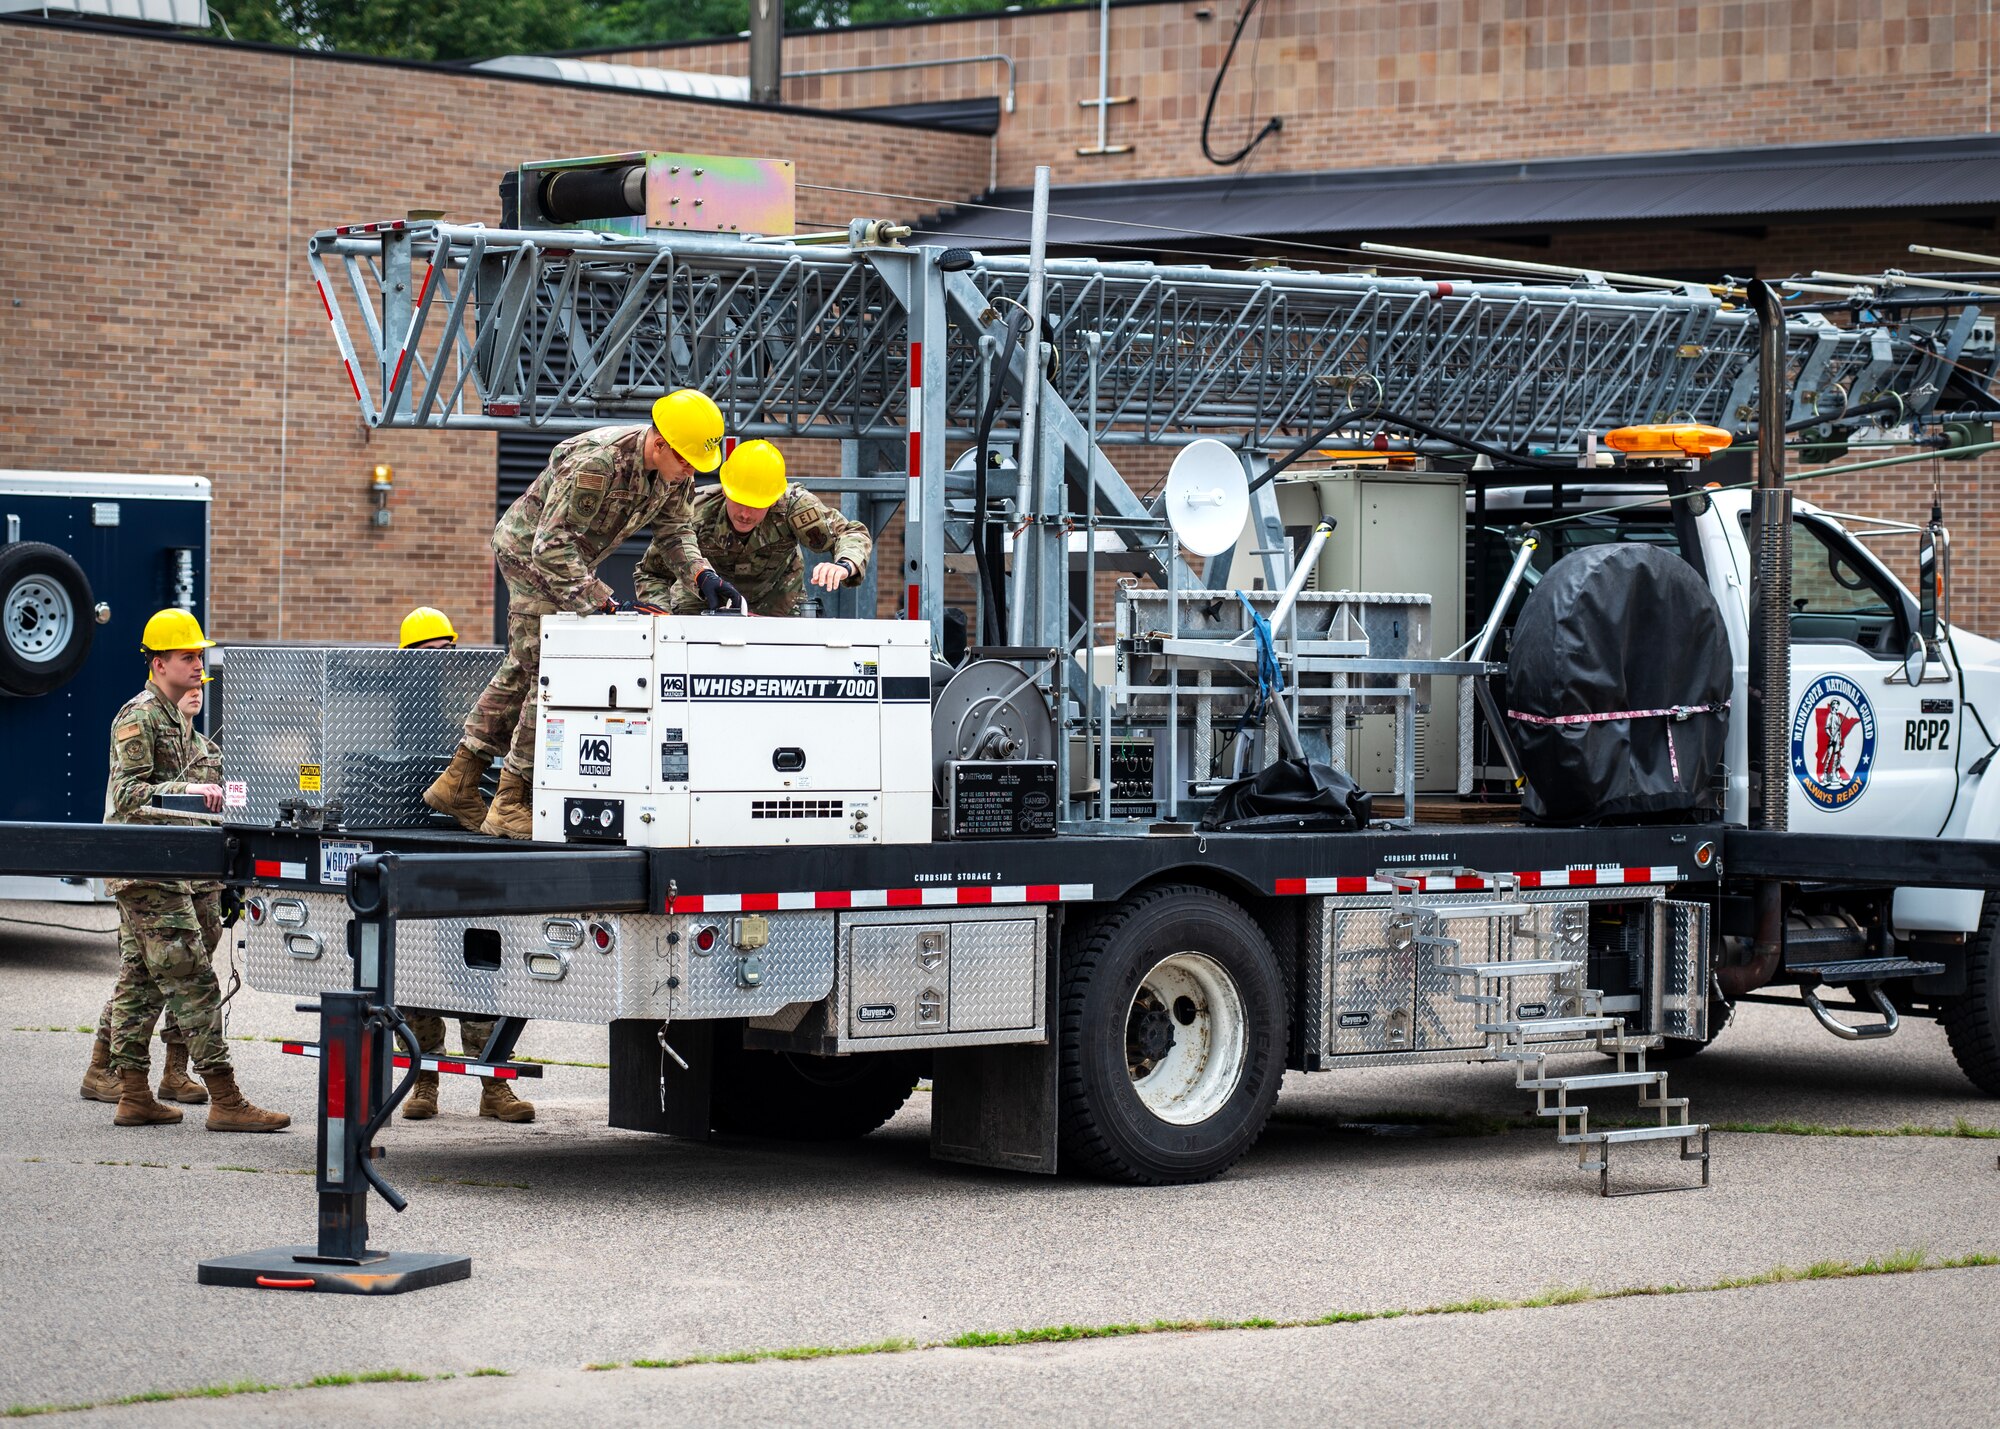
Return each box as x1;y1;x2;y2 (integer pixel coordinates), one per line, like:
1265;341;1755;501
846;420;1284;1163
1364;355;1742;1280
1791;674;1875;811
578;735;613;778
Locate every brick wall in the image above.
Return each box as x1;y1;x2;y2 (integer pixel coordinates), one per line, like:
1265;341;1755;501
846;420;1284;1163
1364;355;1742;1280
603;1;1997;192
0;20;989;642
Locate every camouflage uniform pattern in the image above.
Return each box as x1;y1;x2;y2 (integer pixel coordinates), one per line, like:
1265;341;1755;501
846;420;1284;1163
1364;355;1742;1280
400;1009;496;1062
666;485;873;617
466;425;710;775
95;722;223;1051
103;684;232;1075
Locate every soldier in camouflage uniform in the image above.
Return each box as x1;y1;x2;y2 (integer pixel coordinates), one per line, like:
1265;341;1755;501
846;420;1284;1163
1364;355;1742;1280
80;679;218;1106
668;440;871;617
422;388;742;840
103;611;288;1132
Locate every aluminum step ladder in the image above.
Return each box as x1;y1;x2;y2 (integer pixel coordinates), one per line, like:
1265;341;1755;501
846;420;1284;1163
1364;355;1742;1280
1394;873;1711;1197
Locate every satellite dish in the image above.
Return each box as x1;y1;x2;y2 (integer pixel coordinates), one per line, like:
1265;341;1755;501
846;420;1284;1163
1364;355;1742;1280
1164;439;1250;557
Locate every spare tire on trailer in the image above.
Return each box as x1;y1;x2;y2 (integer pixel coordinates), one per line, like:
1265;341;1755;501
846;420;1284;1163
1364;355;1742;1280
0;541;95;698
1507;544;1729;825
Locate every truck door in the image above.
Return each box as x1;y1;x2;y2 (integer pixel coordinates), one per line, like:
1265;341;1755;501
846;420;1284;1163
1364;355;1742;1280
1782;513;1956;834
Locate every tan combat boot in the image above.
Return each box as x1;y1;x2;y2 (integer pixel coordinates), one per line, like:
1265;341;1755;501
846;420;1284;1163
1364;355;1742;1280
113;1068;183;1126
479;767;534;841
158;1040;209;1104
479;1078;535;1123
80;1034;122;1103
402;1072;440;1120
203;1070;291;1133
423;743;493;833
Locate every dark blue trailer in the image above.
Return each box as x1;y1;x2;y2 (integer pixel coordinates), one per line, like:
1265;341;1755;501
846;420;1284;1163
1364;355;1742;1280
0;472;210;900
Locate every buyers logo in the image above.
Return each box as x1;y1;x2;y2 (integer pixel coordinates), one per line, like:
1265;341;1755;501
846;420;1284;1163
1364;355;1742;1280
1791;675;1875;811
578;735;613;778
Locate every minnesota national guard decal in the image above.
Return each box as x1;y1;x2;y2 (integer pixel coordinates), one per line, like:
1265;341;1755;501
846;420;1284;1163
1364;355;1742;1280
1791;674;1875;811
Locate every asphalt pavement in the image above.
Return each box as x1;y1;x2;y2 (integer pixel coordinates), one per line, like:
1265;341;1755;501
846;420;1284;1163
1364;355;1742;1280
3;902;1995;1424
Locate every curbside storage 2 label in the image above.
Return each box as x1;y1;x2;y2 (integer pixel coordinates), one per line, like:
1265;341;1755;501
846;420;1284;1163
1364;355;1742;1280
1791;674;1875;811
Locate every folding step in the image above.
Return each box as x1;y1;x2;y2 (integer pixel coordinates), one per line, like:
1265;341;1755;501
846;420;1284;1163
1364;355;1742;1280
1478;1016;1621;1037
1784;955;1946;983
1519;1070;1663;1092
1559;1123;1707;1145
1441;959;1580;978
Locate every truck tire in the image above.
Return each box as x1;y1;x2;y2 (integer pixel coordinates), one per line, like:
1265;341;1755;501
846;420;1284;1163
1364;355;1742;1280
710;1040;924;1140
1942;894;2000;1096
0;542;93;698
1058;884;1286;1185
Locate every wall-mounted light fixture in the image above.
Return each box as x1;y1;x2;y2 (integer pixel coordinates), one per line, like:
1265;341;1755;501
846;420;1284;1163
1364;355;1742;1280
370;463;394;527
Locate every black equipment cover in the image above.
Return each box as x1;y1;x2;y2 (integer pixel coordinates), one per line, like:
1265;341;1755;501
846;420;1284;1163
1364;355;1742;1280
1198;759;1373;833
1507;544;1729;825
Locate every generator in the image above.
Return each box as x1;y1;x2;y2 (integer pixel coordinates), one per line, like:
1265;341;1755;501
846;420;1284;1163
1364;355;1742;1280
530;612;933;847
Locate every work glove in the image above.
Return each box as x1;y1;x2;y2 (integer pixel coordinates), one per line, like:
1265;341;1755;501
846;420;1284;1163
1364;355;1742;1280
698;569;746;613
617;601;671;615
220;887;244;928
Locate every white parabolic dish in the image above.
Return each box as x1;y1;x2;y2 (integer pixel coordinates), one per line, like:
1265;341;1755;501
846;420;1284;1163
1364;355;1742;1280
1163;439;1250;557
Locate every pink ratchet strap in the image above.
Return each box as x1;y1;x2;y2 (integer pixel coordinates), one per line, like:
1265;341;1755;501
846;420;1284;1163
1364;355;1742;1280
1506;702;1729;783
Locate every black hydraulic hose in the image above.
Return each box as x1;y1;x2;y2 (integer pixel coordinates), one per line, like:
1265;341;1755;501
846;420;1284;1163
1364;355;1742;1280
1247;403;1575;496
1201;0;1283;166
352;1005;426;1214
973;309;1028;640
1739;396;1907;437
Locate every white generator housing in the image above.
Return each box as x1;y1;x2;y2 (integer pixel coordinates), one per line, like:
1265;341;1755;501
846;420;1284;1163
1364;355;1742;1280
531;613;933;847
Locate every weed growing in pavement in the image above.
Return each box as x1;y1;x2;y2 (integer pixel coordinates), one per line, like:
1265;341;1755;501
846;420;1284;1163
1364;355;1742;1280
515;1055;609;1070
3;1368;441;1418
469;1368;511;1378
578;1249;1997;1374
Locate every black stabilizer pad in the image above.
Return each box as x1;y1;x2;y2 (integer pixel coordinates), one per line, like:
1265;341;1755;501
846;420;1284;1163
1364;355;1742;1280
199;1247;471;1295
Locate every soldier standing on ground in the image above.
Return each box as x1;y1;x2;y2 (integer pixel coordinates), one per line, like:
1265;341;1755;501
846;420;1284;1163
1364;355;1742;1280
421;388;743;839
103;611;288;1132
668;440;872;617
397;607;533;1124
78;677;217;1107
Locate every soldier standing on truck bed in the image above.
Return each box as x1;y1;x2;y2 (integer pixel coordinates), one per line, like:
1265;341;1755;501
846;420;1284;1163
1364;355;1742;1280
78;677;216;1108
422;388;745;840
669;440;872;617
102;611;289;1132
397;606;534;1124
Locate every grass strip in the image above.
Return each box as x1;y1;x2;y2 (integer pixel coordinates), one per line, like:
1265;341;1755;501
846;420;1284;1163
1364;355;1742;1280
4;1369;433;1419
589;1249;1996;1374
515;1055;609;1070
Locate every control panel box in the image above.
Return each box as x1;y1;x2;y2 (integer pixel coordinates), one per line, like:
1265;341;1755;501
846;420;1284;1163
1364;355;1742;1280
531;613;932;847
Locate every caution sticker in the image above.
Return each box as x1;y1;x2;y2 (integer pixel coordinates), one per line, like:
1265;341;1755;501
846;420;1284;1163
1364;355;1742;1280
543;717;566;772
297;764;322;792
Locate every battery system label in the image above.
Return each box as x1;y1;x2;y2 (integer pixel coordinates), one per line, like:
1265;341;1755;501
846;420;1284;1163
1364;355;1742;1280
543;717;565;771
297;763;321;792
690;675;878;700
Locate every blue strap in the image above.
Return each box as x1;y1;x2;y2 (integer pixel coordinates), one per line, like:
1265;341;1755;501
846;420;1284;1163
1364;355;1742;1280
1236;591;1285;716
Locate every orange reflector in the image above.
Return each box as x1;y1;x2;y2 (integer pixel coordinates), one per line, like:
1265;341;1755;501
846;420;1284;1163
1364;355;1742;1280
1604;424;1734;459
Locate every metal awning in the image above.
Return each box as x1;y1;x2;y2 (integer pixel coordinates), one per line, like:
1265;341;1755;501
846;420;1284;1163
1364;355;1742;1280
916;136;2000;250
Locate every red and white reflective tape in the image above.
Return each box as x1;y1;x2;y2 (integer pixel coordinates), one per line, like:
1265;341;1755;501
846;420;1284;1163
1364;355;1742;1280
1273;866;1682;896
280;1042;542;1080
907;340;923;620
1506;702;1728;783
253;859;308;882
671;883;1094;915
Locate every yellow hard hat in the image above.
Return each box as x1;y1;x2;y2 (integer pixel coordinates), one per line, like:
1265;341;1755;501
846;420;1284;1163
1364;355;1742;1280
651;388;725;473
718;439;787;509
140;609;215;654
399;606;458;648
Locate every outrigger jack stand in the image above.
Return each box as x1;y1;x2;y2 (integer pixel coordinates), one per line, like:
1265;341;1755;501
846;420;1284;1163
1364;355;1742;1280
200;856;471;1294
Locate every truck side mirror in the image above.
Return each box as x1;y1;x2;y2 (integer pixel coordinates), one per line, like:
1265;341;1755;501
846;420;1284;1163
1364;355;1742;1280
1917;521;1950;644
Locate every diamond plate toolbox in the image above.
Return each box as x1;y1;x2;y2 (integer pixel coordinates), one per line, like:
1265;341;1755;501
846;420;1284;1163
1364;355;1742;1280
219;645;503;827
831;906;1046;1052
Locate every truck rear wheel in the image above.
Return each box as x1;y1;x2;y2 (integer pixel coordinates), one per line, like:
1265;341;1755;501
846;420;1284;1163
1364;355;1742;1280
710;1038;924;1140
1942;893;2000;1096
1058;884;1285;1185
